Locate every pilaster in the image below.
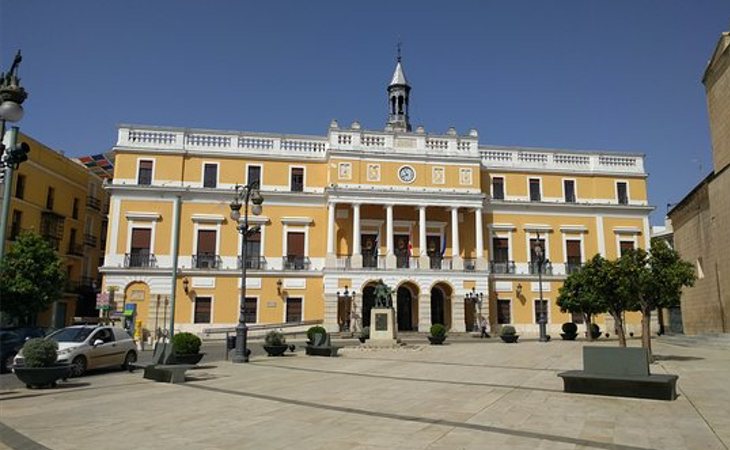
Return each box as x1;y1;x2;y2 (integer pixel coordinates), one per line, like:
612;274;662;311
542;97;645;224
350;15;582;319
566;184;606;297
451;294;466;332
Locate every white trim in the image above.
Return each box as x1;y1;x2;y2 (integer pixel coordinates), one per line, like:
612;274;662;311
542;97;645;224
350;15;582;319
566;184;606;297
488;223;516;231
596;216;606;256
615;180;630;205
525;231;551;262
289;165;306;192
238;216;270;225
125;212;161;221
238;222;266;260
523;224;553;232
562;178;577;203
532;298;551;324
490;174;506;200
192;223;221;267
562;235;585;265
191;214;225;223
126;221;157;254
283;226;309;257
642;216;651;250
615;235;638;257
559;225;588;233
527;177;543;202
361;219;384;228
613;227;642;234
192;294;214;324
246;163;263;185
201;161;220;188
135;158;156;185
281;216;314;225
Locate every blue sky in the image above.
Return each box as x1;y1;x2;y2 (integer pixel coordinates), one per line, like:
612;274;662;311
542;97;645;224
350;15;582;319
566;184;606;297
1;1;728;225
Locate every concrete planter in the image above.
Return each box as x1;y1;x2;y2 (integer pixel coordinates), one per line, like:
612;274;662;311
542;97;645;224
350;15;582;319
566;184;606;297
171;353;204;365
500;334;520;343
263;345;289;356
14;365;71;389
428;335;446;345
561;333;578;341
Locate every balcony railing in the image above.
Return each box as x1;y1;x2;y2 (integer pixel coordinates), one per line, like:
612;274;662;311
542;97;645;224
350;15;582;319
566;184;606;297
463;258;477;271
68;243;85;256
283;256;311;270
362;253;385;269
395;254;419;269
237;255;267;270
529;260;554;275
490;260;516;274
335;256;351;270
428;255;452;270
124;252;156;268
565;261;583;275
193;254;222;269
80;276;97;290
86;196;101;210
84;233;97;247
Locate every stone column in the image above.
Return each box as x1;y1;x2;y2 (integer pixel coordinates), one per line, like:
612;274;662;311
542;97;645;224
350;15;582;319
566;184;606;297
325;203;337;268
418;293;431;332
351;203;362;268
418;206;430;269
386;204;396;269
475;207;486;270
451;207;463;270
451;294;466;332
323;293;339;332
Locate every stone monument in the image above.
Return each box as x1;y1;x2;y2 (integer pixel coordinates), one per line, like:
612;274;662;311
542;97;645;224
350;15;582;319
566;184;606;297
369;279;398;345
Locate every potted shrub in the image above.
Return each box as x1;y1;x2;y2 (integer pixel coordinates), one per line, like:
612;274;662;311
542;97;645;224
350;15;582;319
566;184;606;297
13;338;70;389
428;324;447;345
263;330;293;356
560;322;578;340
306;325;328;345
589;323;601;340
171;332;204;364
499;325;519;343
358;326;370;344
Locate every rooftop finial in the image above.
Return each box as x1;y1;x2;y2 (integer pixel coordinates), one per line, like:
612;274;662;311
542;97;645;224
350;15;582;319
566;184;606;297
397;39;402;62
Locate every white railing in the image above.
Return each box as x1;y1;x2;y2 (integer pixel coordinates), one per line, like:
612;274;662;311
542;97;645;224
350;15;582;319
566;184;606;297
117;126;328;158
480;147;645;174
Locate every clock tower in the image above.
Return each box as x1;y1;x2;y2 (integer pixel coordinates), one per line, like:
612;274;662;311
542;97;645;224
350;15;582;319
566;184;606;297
386;48;411;132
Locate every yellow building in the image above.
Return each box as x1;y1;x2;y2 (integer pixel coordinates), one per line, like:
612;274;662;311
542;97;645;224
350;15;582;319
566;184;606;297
1;132;109;328
101;59;653;337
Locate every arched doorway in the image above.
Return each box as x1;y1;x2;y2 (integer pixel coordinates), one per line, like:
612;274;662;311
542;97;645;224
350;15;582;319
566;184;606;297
361;284;376;328
397;284;418;331
430;283;452;329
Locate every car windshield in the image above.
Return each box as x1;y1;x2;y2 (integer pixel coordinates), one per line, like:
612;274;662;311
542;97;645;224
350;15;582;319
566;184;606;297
47;327;95;343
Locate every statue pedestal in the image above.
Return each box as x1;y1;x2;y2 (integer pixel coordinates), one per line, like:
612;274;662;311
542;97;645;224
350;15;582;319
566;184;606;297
369;307;398;346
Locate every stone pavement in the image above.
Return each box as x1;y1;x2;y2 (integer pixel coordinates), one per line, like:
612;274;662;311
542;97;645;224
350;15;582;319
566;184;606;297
0;338;727;450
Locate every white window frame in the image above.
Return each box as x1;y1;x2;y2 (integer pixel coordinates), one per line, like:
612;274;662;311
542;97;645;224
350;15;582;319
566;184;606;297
488;229;514;262
525;231;551;263
192;223;221;263
615;180;630;205
125;222;157;255
191;295;214;324
496;298;513;325
238;295;260;324
562;178;577;203
491;175;506;200
561;233;585;264
283;296;305;323
136;158;156;185
289;165;306;192
528;177;543;202
282;225;309;257
246;163;263;186
532;298;550;324
201;162;220;188
238;221;266;258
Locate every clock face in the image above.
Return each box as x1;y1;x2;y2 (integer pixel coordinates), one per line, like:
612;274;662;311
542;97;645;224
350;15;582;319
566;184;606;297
398;166;416;183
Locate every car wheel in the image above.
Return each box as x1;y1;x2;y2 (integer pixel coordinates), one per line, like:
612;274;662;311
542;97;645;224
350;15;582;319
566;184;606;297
122;351;137;370
70;356;87;377
2;353;15;373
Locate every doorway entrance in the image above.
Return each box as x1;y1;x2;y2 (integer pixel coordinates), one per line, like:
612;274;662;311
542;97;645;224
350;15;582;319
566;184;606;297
397;285;416;331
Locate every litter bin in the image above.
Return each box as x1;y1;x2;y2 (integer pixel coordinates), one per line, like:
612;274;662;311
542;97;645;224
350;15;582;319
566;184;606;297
226;335;236;350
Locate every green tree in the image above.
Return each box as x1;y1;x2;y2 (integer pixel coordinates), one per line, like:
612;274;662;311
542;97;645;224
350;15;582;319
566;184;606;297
619;240;695;356
557;257;607;341
0;232;66;325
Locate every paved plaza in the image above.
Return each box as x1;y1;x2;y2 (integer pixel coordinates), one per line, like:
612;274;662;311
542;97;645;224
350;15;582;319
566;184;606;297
0;337;728;450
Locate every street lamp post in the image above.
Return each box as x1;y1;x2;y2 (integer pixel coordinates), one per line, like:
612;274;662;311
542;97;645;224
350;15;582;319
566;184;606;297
0;51;29;261
465;287;484;332
229;181;263;363
534;231;548;342
336;285;357;333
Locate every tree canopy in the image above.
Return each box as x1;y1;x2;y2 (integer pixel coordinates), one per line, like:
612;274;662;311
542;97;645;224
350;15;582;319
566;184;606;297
0;232;66;325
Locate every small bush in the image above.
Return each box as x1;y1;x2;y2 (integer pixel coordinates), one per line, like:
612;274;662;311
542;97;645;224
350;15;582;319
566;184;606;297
561;322;578;334
589;323;601;339
360;326;370;339
265;330;286;346
430;324;447;338
500;325;517;336
23;338;58;367
307;325;327;342
171;332;201;355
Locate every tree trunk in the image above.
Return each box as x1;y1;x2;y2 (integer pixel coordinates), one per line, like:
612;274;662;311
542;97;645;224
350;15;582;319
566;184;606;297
641;307;653;359
583;313;594;341
611;311;627;347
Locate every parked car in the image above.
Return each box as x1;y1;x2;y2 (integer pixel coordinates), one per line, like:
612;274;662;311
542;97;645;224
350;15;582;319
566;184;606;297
13;325;137;377
1;327;46;373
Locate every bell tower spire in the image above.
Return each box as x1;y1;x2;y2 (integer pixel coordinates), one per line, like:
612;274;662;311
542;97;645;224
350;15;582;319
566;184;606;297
386;43;411;132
